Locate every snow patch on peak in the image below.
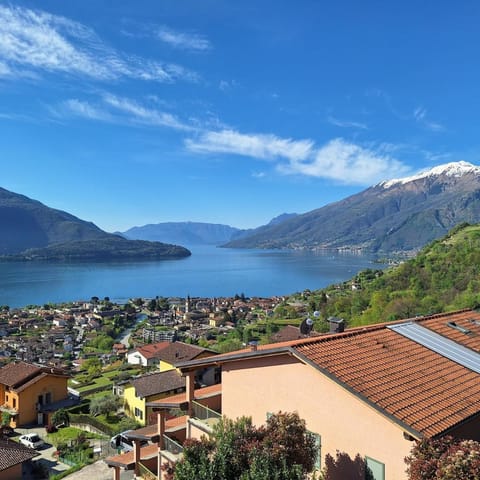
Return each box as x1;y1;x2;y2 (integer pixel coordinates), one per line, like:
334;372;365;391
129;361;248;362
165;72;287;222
379;161;480;189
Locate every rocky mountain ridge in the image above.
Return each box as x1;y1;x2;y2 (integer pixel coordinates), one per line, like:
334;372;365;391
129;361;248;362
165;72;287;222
224;161;480;254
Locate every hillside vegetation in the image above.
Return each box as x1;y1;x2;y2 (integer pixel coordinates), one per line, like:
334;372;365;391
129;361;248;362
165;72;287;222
4;237;191;261
303;223;480;329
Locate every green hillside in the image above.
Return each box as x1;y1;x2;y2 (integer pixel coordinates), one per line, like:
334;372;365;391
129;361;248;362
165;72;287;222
303;222;480;329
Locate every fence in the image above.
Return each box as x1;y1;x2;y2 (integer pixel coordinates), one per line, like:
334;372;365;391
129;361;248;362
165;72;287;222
138;462;157;480
192;401;221;423
163;435;183;455
69;413;115;436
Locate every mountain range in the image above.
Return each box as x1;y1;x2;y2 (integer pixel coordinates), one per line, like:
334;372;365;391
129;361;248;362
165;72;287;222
3;161;480;259
0;187;190;260
223;161;480;254
120;213;299;246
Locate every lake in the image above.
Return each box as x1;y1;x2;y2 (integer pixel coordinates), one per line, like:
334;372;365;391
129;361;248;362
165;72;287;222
0;245;381;308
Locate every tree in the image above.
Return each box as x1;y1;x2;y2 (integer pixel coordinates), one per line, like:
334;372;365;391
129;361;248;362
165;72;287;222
51;408;70;427
81;357;102;377
405;436;480;480
1;412;11;427
89;394;120;419
171;412;316;480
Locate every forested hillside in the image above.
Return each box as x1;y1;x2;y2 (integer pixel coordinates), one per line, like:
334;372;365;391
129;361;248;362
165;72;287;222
304;223;480;329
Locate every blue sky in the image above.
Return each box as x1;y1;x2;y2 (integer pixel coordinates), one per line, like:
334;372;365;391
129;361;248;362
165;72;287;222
1;1;480;232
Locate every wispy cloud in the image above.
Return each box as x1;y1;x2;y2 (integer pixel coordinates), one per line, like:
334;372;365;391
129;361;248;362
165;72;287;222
281;138;411;185
186;128;410;185
327;115;368;130
157;26;211;51
413;106;444;132
185;129;314;163
61;99;114;121
0;5;198;83
53;94;195;133
219;79;239;91
103;94;194;131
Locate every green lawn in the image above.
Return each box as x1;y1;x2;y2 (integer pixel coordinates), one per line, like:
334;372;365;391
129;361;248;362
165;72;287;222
73;367;138;394
47;427;105;447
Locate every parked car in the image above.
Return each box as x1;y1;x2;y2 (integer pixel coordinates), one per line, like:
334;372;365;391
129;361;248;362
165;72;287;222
110;431;147;452
19;433;44;449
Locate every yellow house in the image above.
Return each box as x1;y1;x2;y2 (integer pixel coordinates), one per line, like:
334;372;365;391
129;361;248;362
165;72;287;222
123;370;186;426
0;362;69;427
154;341;217;373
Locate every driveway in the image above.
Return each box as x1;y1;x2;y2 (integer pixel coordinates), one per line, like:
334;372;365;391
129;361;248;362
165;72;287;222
61;460;134;480
16;426;133;480
17;426;70;479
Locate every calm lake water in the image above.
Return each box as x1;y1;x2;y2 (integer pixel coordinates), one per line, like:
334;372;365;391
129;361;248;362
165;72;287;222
0;245;381;308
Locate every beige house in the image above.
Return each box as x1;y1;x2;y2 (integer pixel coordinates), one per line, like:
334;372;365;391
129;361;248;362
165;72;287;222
106;309;480;480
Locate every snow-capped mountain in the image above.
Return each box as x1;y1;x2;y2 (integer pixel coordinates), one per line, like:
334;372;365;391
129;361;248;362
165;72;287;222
224;161;480;254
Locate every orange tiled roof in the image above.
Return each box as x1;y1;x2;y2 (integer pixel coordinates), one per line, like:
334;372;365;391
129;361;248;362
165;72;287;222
292;310;480;438
135;342;170;359
106;443;158;468
176;309;480;439
0;362;41;388
148;383;221;407
166;414;188;430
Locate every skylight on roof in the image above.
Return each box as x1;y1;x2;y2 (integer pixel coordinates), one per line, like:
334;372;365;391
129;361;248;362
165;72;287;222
446;321;471;335
388;322;480;374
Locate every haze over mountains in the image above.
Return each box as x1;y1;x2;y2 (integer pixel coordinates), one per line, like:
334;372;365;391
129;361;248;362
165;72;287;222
121;213;299;246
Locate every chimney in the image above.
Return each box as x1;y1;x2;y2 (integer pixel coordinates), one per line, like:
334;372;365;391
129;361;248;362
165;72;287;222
328;317;345;333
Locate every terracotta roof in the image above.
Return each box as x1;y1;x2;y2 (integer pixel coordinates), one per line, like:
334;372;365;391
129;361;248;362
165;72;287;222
147;383;222;407
0;438;39;470
166;415;188;431
131;370;185;398
134;342;170;360
158;342;216;364
177;309;480;439
271;325;321;343
105;443;158;468
419;309;480;352
0;362;41;388
125;415;188;441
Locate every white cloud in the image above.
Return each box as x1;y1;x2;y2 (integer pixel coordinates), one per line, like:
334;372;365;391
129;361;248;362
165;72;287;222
62;99;113;121
219;79;239;91
413;106;444;132
0;5;197;83
327;115;368;130
187;128;410;185
157;26;210;51
102;94;194;131
185;129;314;162
281;138;410;185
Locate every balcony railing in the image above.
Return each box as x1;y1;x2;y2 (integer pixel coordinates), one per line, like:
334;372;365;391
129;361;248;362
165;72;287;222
163;435;183;455
191;401;221;426
138;462;157;480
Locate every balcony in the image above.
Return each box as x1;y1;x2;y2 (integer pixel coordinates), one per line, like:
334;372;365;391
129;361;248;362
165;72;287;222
190;400;221;432
163;434;183;455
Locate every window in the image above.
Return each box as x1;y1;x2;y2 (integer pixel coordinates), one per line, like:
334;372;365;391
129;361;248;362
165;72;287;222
134;407;143;420
308;431;321;470
5;395;8;403
365;456;385;480
12;398;16;409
